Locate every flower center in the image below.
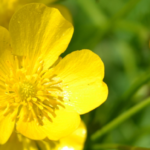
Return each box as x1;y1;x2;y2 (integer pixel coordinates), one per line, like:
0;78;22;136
2;56;65;125
19;82;35;100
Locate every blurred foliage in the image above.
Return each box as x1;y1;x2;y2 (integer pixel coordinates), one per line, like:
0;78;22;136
53;0;150;149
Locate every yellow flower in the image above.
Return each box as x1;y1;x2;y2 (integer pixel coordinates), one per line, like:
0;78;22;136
0;3;108;144
0;121;87;150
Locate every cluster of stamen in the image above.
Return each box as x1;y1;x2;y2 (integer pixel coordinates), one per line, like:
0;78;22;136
2;56;65;125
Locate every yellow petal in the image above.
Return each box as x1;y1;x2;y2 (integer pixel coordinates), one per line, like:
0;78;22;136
0;132;38;150
16;107;46;141
0;27;17;144
67;81;108;114
54;49;108;114
37;121;86;150
9;3;74;70
57;120;87;150
0;26;13;91
0;0;56;28
45;106;81;141
0;109;18;144
16;106;80;141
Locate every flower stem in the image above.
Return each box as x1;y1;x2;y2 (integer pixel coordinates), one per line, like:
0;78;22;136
106;71;150;122
92;144;150;150
91;97;150;141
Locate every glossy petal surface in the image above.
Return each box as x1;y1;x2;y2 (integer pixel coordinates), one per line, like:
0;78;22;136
9;4;73;70
0;27;16;144
0;26;12;77
54;50;108;114
0;109;18;144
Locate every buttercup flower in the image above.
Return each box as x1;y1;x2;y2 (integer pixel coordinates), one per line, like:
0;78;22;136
0;3;108;144
0;121;87;150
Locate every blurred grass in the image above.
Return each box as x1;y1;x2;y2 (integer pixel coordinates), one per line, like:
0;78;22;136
56;0;150;149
